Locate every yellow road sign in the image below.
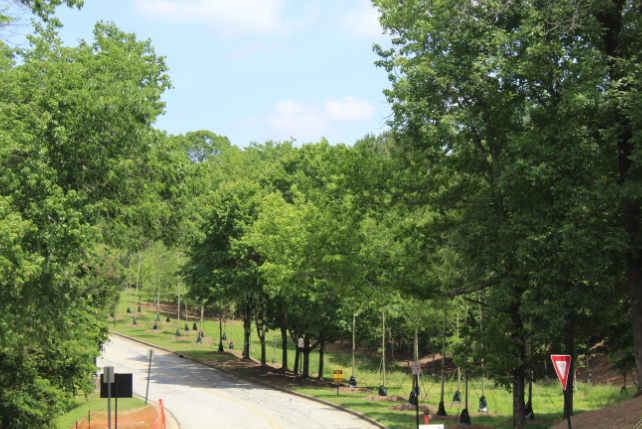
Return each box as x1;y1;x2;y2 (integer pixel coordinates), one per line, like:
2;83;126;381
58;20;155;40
333;369;343;383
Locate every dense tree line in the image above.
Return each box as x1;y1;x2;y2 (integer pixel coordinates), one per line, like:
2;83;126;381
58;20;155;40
0;1;640;429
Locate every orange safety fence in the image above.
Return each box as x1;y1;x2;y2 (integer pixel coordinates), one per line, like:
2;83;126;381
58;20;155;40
70;401;166;429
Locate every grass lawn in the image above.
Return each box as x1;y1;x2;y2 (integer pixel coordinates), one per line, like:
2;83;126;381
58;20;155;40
293;379;628;428
110;291;630;428
55;390;149;429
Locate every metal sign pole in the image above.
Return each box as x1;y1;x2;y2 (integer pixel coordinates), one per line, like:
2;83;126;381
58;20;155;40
145;350;154;404
415;374;419;429
104;366;114;429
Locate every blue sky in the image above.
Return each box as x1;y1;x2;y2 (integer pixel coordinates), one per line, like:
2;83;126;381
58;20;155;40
41;0;393;147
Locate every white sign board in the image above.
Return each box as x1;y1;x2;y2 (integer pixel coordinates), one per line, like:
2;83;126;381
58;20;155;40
104;366;115;383
419;425;444;429
411;361;422;375
297;338;304;348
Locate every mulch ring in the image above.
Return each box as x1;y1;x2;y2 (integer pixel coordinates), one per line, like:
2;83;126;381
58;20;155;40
461;425;495;429
503;418;550;426
328;386;372;394
389;404;438;412
361;395;407;402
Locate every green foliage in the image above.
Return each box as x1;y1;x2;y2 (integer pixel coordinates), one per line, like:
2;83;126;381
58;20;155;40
0;17;174;426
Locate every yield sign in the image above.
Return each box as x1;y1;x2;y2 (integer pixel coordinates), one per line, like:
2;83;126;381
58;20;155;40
551;355;572;390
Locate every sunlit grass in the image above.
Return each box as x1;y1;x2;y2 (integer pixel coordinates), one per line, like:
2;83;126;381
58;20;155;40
55;390;148;429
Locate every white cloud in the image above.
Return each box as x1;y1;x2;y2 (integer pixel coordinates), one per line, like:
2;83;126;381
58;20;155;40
133;0;286;37
235;96;376;141
340;0;383;37
325;96;377;121
268;100;328;139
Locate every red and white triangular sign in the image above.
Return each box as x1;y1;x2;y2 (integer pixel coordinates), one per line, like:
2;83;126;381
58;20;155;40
551;355;572;390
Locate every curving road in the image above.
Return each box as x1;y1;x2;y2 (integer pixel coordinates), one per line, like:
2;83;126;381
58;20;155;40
99;336;378;429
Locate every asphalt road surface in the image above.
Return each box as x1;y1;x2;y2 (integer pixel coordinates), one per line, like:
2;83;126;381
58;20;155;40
99;336;378;429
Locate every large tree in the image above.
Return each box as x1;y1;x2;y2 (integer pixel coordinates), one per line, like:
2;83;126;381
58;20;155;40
0;18;173;426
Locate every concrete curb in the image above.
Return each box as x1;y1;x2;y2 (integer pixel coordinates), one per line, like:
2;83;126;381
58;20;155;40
109;331;388;429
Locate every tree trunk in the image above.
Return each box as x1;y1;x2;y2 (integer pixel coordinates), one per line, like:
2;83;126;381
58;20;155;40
596;0;642;394
254;296;267;365
318;338;326;381
242;297;252;360
413;326;419;361
512;364;526;429
303;336;311;377
294;345;300;375
280;324;288;370
509;302;526;429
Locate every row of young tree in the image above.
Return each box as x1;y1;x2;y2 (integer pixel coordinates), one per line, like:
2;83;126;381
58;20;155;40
1;1;640;429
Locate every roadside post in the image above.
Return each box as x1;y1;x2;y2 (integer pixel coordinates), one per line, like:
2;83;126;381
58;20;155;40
551;355;572;429
412;361;421;429
145;349;154;404
333;369;343;396
104;366;115;429
101;373;133;429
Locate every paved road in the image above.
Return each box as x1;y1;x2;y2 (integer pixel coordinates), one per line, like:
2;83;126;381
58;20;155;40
99;336;378;429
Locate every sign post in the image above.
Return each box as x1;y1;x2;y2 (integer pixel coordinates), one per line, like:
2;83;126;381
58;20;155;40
551;355;572;429
412;361;421;429
101;373;133;429
104;366;115;429
145;350;154;404
333;370;343;396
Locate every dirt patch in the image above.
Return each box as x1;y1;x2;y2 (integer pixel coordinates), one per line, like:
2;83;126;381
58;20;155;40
120;324;142;328
329;387;372;394
389;404;437;412
503;418;550;426
361;395;407;402
549;394;642;429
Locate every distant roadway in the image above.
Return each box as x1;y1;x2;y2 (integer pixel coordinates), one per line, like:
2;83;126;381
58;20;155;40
99;336;378;429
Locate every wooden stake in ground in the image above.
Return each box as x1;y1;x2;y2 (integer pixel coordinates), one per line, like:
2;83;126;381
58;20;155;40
456;297;461;392
352;312;356;378
155;254;162;322
128;256;132;312
135;252;141;313
177;253;181;331
382;306;386;388
200;300;204;335
441;303;447;402
479;291;485;397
